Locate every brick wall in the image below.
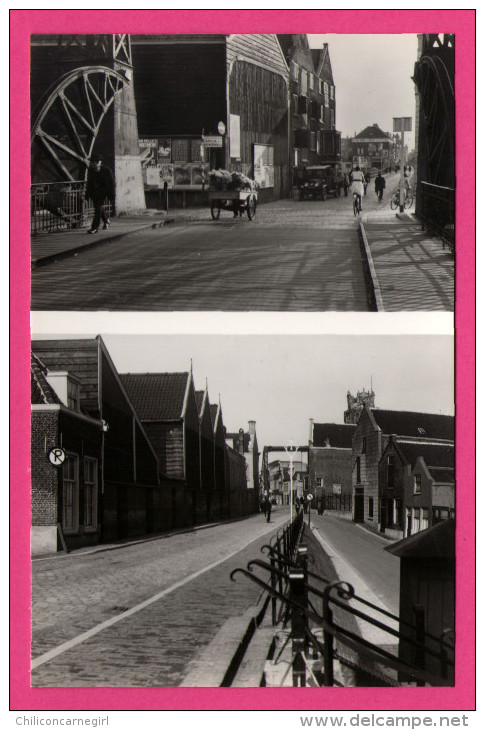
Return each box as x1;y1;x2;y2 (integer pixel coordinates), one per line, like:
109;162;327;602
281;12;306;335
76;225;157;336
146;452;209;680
309;446;353;497
31;411;59;526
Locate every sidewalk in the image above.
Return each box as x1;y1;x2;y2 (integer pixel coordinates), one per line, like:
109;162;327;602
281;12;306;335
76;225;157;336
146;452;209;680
360;209;454;311
31;208;199;267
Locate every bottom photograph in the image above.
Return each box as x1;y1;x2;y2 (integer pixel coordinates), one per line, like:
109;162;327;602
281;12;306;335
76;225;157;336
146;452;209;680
30;332;455;689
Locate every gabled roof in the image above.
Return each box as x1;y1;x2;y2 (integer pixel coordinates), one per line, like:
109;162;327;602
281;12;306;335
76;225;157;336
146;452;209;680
121;372;189;421
386;519;455;559
354;124;389;139
31;352;62;405
195;390;205;415
313;423;356;448
397;441;455;469
428;467;455;483
371;409;454;441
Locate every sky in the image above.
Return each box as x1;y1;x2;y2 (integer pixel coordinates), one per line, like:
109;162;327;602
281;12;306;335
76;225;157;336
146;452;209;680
33;331;455;456
307;34;417;147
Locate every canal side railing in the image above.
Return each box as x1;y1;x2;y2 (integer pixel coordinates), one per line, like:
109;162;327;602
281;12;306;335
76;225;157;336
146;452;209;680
231;519;454;687
31;181;113;236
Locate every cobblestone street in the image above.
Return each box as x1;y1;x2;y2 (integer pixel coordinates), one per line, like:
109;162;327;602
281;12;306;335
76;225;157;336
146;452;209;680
31;510;289;687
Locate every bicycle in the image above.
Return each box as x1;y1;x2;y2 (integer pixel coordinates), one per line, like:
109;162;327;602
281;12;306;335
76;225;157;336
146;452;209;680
352;192;362;216
390;188;414;210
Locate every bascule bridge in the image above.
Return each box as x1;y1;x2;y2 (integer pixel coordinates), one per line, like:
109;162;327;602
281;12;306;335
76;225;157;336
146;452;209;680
31;34;145;217
413;34;454;248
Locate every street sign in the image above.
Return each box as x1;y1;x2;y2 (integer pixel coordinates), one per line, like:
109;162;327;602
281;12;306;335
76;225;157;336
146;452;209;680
393;117;412;132
48;446;66;467
202;135;223;148
307;493;313;501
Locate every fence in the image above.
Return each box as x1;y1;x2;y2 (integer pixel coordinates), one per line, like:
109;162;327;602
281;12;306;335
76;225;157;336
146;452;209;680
416;181;455;254
231;517;454;687
31;181;113;236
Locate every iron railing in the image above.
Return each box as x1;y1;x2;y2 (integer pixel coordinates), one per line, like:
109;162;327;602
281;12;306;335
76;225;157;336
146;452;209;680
31;181;113;236
231;522;454;687
416;181;455;254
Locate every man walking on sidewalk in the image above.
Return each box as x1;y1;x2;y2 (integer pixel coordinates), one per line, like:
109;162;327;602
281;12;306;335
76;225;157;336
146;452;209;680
86;155;115;234
374;172;386;201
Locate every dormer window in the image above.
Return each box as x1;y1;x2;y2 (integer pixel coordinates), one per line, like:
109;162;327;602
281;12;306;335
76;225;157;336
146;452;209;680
67;378;80;411
417;427;426;435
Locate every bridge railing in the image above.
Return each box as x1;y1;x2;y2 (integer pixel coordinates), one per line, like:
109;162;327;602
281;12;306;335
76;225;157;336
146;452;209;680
31;181;113;236
416;180;455;254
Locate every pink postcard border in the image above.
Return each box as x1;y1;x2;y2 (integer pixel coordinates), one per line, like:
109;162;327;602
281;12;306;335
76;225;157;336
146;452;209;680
10;9;476;712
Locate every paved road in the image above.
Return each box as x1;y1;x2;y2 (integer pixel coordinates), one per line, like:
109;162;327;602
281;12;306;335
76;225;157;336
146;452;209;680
31;510;289;687
311;512;400;614
31;189;378;311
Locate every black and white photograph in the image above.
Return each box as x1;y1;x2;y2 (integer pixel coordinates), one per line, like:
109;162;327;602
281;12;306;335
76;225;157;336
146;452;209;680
30;32;454;312
15;9;472;718
30;331;455;688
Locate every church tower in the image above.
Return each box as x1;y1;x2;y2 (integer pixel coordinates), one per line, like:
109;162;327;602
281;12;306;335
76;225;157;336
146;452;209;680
344;387;375;424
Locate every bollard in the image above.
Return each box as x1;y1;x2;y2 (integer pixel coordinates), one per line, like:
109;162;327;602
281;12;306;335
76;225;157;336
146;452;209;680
164;181;169;214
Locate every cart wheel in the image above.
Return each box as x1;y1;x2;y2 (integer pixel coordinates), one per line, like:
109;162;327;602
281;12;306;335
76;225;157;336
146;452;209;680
247;195;257;220
211;204;221;220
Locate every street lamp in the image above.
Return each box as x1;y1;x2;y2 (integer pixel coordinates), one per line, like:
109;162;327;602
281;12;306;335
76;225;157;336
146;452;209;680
285;441;298;522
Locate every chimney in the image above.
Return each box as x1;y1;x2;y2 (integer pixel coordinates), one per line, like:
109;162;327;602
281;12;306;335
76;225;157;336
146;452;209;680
309;418;314;445
248;420;256;435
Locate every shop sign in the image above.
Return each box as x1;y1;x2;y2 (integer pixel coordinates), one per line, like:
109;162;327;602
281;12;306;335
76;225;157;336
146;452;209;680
202;135;223;148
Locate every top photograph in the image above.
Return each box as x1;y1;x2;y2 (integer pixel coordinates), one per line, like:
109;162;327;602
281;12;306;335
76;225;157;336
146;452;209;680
30;33;455;312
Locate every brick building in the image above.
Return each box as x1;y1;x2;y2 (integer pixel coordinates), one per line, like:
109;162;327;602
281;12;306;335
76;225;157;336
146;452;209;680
31;338;160;555
225;421;260;512
277;34;340;175
352;406;454;532
351;123;396;172
308;421;356;514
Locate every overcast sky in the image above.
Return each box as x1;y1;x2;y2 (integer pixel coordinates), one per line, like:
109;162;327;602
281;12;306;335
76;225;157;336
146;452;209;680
93;334;454;455
307;34;417;146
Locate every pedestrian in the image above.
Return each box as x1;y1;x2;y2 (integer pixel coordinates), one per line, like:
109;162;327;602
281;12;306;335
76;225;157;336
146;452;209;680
261;495;272;522
374;172;386;201
363;171;370;195
86;155;115;234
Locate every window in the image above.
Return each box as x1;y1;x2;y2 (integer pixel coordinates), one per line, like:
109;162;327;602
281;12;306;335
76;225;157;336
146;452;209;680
368;497;374;518
300;71;307;96
320;104;324;122
330;85;335;100
315;478;323;488
324;82;329;107
310;131;316;150
62;453;79;532
414;473;422;494
421;507;429;530
330;109;335;129
292;94;299;115
67;378;80;411
308;72;313;90
387;454;395;488
316;133;321;155
319;79;324;95
356;456;361;483
362;437;367;454
291;62;299;82
417;427;426;435
413;507;421;534
84;457;98;530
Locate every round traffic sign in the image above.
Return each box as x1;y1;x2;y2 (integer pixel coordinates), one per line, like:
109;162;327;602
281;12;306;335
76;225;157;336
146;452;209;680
217;121;226;135
48;446;66;467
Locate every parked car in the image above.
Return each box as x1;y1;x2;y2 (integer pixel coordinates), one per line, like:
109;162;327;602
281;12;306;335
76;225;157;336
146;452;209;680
299;165;345;200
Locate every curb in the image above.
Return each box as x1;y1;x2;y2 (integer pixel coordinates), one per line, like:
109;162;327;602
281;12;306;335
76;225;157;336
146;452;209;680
31;217;176;268
358;221;384;311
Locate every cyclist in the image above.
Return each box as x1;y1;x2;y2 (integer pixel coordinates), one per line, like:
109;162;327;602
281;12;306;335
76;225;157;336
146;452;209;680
350;166;365;212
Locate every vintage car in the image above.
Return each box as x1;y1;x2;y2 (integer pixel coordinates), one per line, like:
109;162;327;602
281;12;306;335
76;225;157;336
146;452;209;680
298;165;344;200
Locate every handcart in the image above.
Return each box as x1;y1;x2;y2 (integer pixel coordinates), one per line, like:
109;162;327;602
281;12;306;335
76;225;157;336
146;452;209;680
208;189;258;220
